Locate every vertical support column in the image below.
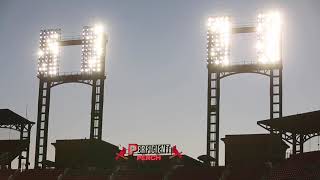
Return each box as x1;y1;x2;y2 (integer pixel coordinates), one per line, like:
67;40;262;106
90;80;97;139
18;124;31;170
299;134;304;153
292;133;297;154
98;80;105;139
279;67;283;118
25;124;31;169
270;68;282;120
207;70;220;166
35;79;51;168
270;67;283;156
18;124;24;169
90;78;105;140
294;134;304;154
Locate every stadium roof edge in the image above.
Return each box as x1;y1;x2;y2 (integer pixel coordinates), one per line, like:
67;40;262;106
0;109;35;125
257;110;320;134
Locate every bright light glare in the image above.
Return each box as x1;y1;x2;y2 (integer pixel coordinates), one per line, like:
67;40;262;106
81;25;105;73
257;11;282;64
37;50;44;57
48;42;59;54
207;16;231;66
38;29;60;76
94;24;104;34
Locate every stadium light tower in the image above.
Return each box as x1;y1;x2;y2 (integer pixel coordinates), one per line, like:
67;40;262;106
205;11;283;166
35;24;108;168
38;29;61;76
256;12;282;64
207;16;231;66
81;25;105;73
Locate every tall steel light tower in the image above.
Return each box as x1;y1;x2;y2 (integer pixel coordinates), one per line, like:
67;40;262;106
206;12;282;166
34;25;108;168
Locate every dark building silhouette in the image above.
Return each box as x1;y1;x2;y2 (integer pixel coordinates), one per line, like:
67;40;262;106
52;139;118;169
222;134;289;166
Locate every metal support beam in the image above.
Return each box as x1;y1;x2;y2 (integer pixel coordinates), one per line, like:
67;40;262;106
90;79;105;139
26;124;31;169
232;26;256;34
18;124;32;170
270;68;282;120
206;64;282;166
59;39;82;46
299;134;304;153
292;133;297;154
34;80;51;168
207;71;220;166
34;74;106;168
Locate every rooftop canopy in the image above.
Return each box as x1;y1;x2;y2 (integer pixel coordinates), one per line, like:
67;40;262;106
0;109;34;125
258;110;320;134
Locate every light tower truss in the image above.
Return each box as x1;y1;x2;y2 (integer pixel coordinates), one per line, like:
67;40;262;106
206;12;283;166
34;25;108;168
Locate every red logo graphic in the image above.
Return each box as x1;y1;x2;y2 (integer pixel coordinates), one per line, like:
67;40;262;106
115;147;128;160
137;155;162;161
170;145;182;159
128;144;138;155
115;144;182;161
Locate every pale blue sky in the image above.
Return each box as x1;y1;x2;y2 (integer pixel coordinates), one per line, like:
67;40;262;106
1;0;320;166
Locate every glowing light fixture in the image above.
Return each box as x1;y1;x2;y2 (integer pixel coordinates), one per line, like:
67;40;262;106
37;29;61;76
207;16;231;66
81;24;106;73
256;11;282;64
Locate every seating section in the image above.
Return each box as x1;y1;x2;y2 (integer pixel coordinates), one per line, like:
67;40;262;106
63;168;112;180
63;176;108;180
170;167;223;180
267;151;320;180
225;164;268;180
15;169;63;180
114;168;163;180
0;169;15;180
1;152;320;180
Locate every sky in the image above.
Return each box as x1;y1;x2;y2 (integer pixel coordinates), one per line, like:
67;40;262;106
1;0;320;167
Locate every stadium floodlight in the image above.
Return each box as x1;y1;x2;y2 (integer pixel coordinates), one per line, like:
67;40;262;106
207;16;231;66
81;24;106;73
256;11;282;64
37;29;61;76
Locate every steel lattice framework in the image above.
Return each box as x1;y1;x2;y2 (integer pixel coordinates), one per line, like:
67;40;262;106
257;110;320;155
206;13;283;166
0;109;34;170
34;26;107;168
